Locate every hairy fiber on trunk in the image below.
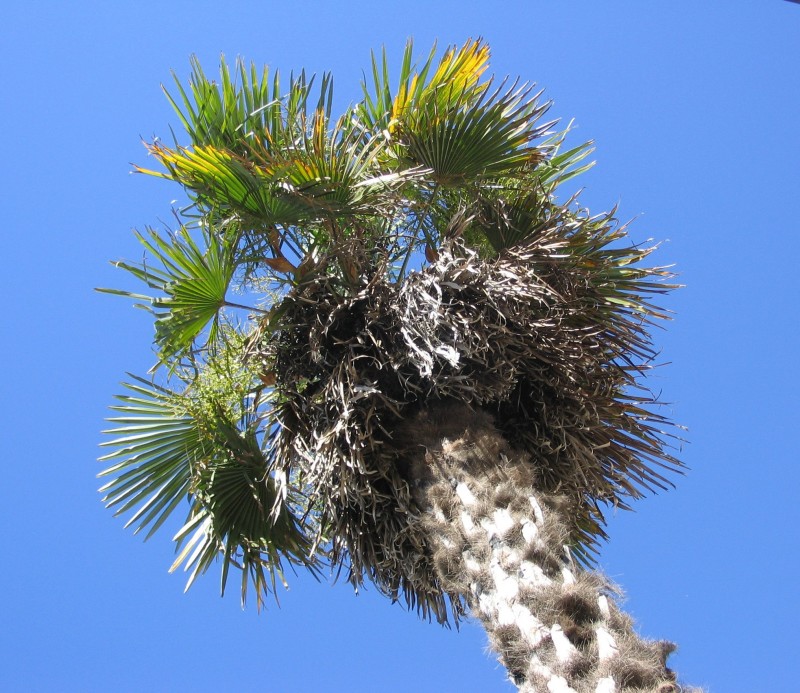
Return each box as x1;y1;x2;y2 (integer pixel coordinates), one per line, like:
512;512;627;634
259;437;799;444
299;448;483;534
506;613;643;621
403;402;694;693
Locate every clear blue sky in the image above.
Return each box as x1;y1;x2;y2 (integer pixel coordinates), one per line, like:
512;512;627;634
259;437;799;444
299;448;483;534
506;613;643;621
2;2;798;691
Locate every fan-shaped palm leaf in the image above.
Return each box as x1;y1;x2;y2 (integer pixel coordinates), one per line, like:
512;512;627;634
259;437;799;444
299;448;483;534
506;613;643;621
99;376;202;539
361;39;553;183
534;128;595;191
137;143;323;225
100;372;320;607
165;55;321;157
100;226;243;360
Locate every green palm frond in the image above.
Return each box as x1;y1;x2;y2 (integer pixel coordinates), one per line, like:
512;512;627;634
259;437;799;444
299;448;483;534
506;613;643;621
137;144;323;225
395;78;551;182
165;55;318;156
169;404;320;606
100;226;243;360
100;365;320;607
243;106;411;218
154;61;353;226
146;67;419;261
468;191;549;253
361;39;552;184
457;126;596;254
99;376;201;539
533;124;595;192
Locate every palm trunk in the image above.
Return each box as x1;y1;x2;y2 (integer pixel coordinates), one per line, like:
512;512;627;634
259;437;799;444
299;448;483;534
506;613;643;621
405;403;692;693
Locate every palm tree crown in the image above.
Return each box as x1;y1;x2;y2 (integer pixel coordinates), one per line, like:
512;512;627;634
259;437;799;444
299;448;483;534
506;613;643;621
100;39;681;627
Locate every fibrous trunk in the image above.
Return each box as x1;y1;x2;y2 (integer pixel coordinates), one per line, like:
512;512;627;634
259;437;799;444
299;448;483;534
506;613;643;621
405;403;690;693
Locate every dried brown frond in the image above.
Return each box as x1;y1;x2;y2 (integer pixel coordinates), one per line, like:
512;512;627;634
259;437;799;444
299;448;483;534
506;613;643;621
258;208;680;622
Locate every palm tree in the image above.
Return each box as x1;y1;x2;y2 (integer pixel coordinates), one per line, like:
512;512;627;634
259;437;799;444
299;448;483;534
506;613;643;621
99;40;696;692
